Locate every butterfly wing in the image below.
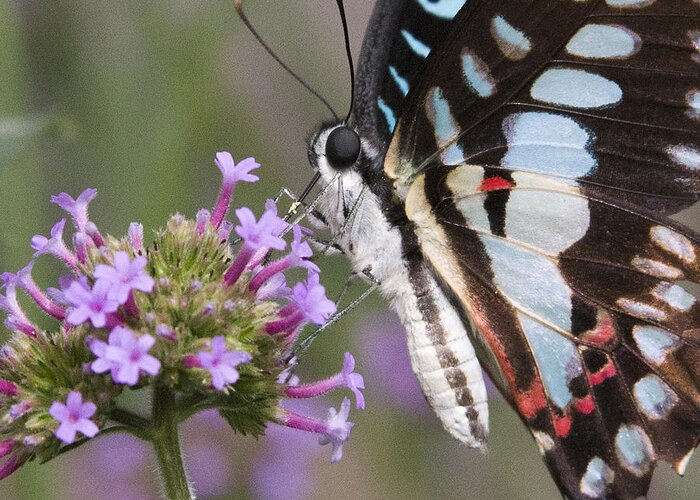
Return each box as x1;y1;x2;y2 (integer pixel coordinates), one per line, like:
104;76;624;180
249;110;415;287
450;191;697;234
353;0;469;146
381;0;700;497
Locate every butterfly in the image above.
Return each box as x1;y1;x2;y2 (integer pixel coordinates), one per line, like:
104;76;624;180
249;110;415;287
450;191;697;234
302;0;700;498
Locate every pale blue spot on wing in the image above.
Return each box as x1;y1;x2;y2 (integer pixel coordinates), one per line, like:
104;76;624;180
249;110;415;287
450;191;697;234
606;0;656;7
566;24;641;59
491;15;532;60
504;191;590;254
441;143;465;165
580;457;614;498
377;97;396;132
653;283;696;311
501;112;596;178
416;0;467;19
388;66;409;96
461;52;495;97
519;314;582;409
401;30;431;58
531;68;622;109
633;374;676;419
615;425;654;476
632;325;679;364
480;234;573;332
668;145;700;170
688;91;700;120
427;87;459;145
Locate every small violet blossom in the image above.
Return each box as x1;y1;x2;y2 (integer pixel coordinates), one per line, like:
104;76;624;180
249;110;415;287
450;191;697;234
30;219;79;270
280;398;353;463
196;336;252;390
48;391;99;444
90;327;161;385
50;188;97;233
249;225;319;293
223;206;287;286
210;152;261;229
63;278;120;328
285;353;365;410
94;251;155;304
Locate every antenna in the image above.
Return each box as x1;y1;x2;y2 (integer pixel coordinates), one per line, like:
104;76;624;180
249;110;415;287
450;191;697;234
335;0;355;123
234;0;339;120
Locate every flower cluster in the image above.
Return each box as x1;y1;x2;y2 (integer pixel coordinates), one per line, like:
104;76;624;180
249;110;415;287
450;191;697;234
0;151;365;480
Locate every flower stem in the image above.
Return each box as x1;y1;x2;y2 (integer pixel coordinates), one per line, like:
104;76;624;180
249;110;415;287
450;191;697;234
152;382;194;500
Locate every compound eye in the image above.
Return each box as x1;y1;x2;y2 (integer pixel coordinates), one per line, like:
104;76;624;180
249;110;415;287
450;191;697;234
325;126;360;170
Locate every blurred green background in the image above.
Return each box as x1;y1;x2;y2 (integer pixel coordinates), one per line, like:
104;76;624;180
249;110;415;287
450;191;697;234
0;1;697;499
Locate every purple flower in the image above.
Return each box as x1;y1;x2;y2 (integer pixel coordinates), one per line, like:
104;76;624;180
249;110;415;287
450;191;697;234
11;261;66;320
89;327;161;385
291;272;336;325
255;272;291;301
319;398;354;463
93;251;154;303
210;152;261;228
340;353;365;409
234;207;286;251
0;380;17;397
280;398;354;463
222;206;288;286
48;391;99;444
0;277;36;336
128;222;143;252
50;188;97;233
64;278;120;328
197;336;252;390
30;219;79;270
196;209;211;235
248;225;319;293
285;352;366;410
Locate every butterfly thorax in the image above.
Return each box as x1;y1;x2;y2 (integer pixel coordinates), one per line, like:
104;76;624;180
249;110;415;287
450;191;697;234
308;123;490;448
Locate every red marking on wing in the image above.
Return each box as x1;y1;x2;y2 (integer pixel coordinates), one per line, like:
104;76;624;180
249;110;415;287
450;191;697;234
469;307;547;420
553;414;572;438
516;380;548;420
574;394;595;415
588;361;617;386
581;312;616;346
477;176;513;192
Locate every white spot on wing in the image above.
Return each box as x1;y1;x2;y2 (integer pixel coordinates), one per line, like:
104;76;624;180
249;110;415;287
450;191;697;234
630;257;683;280
615;424;655;477
633;374;677;419
566;24;641;59
650;225;696;263
490;15;532;61
501;112;596;178
632;325;680;365
531;68;622;109
667;145;700;170
617;298;666;321
461;49;496;97
533;431;555;454
580;457;615;498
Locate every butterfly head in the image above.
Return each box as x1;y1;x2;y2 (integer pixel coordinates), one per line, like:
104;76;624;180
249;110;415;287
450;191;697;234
307;122;396;248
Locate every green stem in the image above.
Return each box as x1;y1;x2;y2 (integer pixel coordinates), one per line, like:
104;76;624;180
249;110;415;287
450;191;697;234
152;382;194;500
